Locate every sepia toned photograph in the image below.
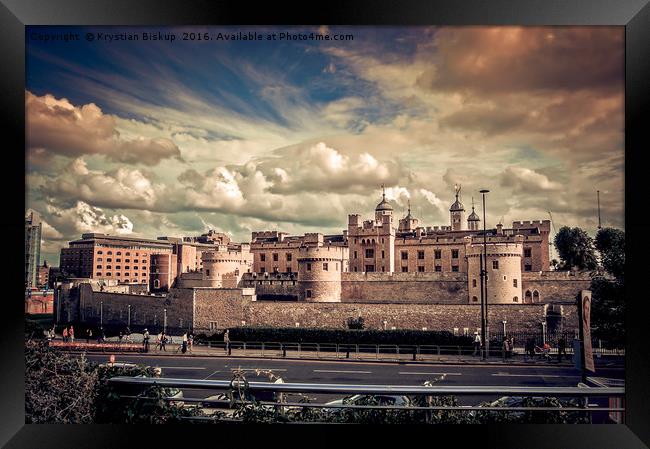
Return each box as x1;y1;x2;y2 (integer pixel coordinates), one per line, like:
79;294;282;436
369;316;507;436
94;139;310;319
24;25;625;425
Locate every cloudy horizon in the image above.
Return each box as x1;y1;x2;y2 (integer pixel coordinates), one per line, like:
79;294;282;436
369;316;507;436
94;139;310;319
26;26;624;265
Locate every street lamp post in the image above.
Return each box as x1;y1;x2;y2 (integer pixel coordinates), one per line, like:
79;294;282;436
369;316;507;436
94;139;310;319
541;321;547;345
502;320;507;336
480;189;490;359
127;304;131;327
100;300;104;328
163;308;167;334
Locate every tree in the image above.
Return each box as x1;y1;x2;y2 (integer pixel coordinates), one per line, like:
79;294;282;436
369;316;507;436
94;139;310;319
595;228;625;281
590;227;625;346
553;226;598;271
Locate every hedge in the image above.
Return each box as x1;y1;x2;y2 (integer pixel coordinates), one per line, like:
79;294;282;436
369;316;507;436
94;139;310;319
196;326;473;346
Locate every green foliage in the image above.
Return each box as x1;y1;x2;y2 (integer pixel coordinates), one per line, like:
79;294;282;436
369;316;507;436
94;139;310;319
25;341;98;423
590;274;625;346
475;397;590;424
595;227;625;281
25;341;204;423
199;326;473;347
346;316;365;330
554;226;598;271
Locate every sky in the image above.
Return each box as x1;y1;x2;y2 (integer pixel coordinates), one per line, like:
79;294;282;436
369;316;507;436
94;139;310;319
25;26;625;265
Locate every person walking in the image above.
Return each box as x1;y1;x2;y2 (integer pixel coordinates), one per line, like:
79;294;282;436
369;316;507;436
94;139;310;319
62;327;68;343
224;329;230;355
118;331;123;344
472;332;481;356
181;332;188;354
557;336;567;363
502;337;509;360
143;328;150;353
125;327;131;343
508;337;514;359
86;329;92;344
188;332;194;354
69;326;75;343
160;332;167;352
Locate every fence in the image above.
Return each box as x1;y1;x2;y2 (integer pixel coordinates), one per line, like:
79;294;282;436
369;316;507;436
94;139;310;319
193;340;624;361
106;376;625;423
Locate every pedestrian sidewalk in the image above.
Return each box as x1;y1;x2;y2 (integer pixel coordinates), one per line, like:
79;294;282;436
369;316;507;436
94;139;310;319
78;340;622;368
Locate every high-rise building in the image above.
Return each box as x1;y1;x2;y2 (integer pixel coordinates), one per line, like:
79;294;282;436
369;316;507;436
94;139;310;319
25;210;42;289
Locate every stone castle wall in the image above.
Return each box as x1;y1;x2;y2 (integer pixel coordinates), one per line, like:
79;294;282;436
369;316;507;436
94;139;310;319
521;272;591;303
244;301;549;333
340;272;467;303
193;287;256;331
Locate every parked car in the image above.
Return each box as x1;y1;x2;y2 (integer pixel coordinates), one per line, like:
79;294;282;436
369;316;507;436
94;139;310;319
323;394;413;413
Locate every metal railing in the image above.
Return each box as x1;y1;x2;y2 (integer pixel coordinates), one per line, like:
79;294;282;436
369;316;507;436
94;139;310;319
195;340;624;361
107;376;625;422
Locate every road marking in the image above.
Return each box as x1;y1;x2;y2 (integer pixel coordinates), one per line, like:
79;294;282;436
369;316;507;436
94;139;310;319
398;372;462;376
492;372;577;378
231;368;288;372
313;369;372;374
156;366;206;370
203;370;222;380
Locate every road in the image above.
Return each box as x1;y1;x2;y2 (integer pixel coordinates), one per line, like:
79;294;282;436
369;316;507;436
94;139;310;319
85;353;624;405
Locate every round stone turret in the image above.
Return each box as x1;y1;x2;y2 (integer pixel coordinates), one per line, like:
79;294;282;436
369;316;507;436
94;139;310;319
202;249;252;288
297;246;345;302
465;235;524;304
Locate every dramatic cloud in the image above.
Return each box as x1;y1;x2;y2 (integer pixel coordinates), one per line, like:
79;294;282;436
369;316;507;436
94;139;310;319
26;91;182;165
26;26;624;264
417;27;623;94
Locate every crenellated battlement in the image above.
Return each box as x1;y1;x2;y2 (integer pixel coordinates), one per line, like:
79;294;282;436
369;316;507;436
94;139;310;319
512;220;551;231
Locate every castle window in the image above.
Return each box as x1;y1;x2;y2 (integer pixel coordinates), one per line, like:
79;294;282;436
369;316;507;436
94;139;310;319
533;290;540;302
452;249;459;259
472;279;477;288
206;269;210;276
260;267;266;273
434;250;442;260
116;266;121;270
472;296;478;302
96;265;102;269
451;266;459;272
286;253;292;261
354;267;358;272
106;272;112;276
134;266;138;270
418;266;425;272
401;266;408;272
307;263;311;271
323;263;328;271
525;264;532;271
306;289;312;298
503;275;507;281
97;251;103;255
435;266;442;272
125;266;130;270
260;254;266;262
354;251;358;259
401;251;408;260
107;258;112;262
381;266;385;272
381;238;384;243
116;259;121;263
418;250;425;260
524;248;532;258
365;249;374;258
381;250;385;259
106;265;112;270
96;272;101;276
153;279;160;289
366;265;375;272
513;279;518;287
273;253;278;261
525;290;532;303
125;259;130;263
492;260;499;270
513;296;519;302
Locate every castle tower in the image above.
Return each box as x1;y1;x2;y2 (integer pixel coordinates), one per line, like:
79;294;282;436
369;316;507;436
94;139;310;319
398;200;419;232
450;185;465;231
202;246;253;288
297;246;345;302
467;197;480;231
375;185;393;222
465;235;524;304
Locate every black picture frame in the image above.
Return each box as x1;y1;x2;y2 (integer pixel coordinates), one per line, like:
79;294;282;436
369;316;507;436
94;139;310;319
2;1;649;447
